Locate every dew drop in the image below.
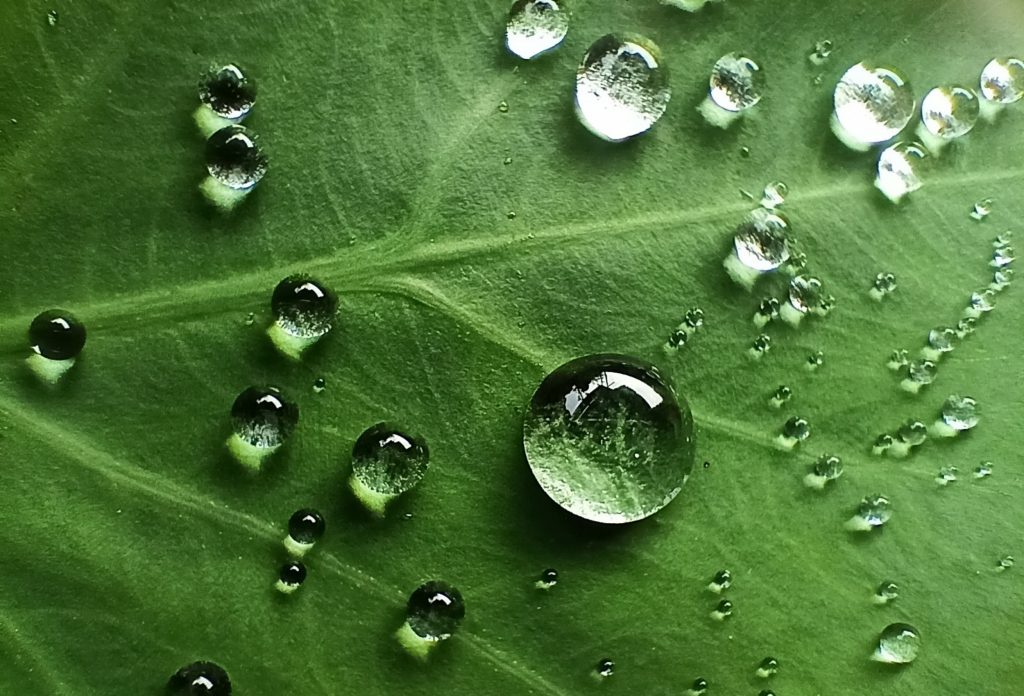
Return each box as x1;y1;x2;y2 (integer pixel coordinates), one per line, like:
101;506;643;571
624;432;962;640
872;623;921;664
760;181;788;210
27;309;86;384
781;275;825;326
595;659;615;678
900;360;937;394
806;350;824;371
871;433;894;455
997;555;1015;572
758;691;777;696
754;297;781;328
935;466;958;486
920;85;979;141
804;454;843;490
992;245;1015;268
808;39;833;65
768;384;791;410
536;568;559;590
397;581;465;659
749;333;772;360
955;318;977;339
226;386;298;471
933;394;979;437
503;156;513;165
870;272;897;301
275;561;307;594
832;63;915;150
168;661;232;695
740;145;751;158
505;0;569;60
523;355;694;524
875;141;928;203
710;598;733;621
268;275;338;359
897;420;928;448
312;377;326;393
662;0;722;10
664;328;689;353
707;569;732;594
684;307;705;330
574;34;671;142
244;312;256;326
724;208;791;290
776;416;810;450
886;349;910;371
349;423;430;518
687;677;709;695
284;508;325;557
965;289;996;318
204;125;267;191
498;100;510;113
980;58;1024;104
700;53;764;127
974;462;993;479
925;327;957;357
198;64;256;121
846;494;892;532
46;9;58;26
970;198;993;221
506;210;517;220
873;580;899;604
756;656;779;678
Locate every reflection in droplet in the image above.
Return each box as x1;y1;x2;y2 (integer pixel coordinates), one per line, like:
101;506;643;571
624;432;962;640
832;62;915;151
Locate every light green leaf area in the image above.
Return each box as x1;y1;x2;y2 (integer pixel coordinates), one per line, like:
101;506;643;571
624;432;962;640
1;0;1022;693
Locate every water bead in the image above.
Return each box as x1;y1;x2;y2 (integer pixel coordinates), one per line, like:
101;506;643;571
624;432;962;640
809;39;833;66
974;463;993;479
198;64;256;121
980;58;1024;104
870;272;897;301
523;355;694;524
168;661;232;695
873;581;899;605
536;568;559;590
349;423;430;518
684;307;705;330
832;62;915;151
997;555;1014;571
725;208;791;290
662;0;723;10
931;394;979;438
776;416;810;450
575;34;670;142
595;659;615;678
711;599;733;620
875;141;928;204
226;386;299;471
275;561;307;594
202;125;267;210
284;508;325;557
760;181;788;210
267;275;338;359
688;678;709;695
27;309;86;384
708;569;732;593
768;384;791;409
919;85;979;144
754;296;781;328
846;494;892;531
505;0;569;60
970;198;993;221
872;623;921;664
756;656;779;678
749;333;772;359
900;360;937;394
780;275;824;326
871;433;894;455
397;580;466;660
935;466;958;486
700;53;764;128
804;454;843;490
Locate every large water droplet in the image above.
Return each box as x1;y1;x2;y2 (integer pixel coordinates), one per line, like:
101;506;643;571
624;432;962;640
397;580;465;660
284;508;325;557
348;423;430;517
846;494;892;531
872;623;921;664
505;0;569;60
523;355;694;524
980;57;1024;104
198;64;256;121
226;386;298;471
575;34;671;142
724;208;791;290
875;141;928;203
832;63;915;150
920;85;979;140
776;416;810;450
168;661;232;695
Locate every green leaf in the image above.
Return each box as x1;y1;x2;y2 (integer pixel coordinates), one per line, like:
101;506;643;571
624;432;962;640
1;0;1022;693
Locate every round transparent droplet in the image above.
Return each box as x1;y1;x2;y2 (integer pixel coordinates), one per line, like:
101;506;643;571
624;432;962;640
734;208;791;271
942;395;979;430
751;334;772;354
760;181;788;209
971;199;993;221
855;494;892;528
709;53;764;112
788;275;824;314
406;580;465;641
575;34;671;142
759;298;781;317
596;659;615;677
897;421;927;446
936;466;958;484
975;463;993;479
538;568;558;588
874;623;920;664
199;64;256;120
783;416;810;441
814;454;843;480
834;62;915;144
288;508;325;545
691;677;709;695
168;661;232;696
523;354;694;524
998;555;1014;570
206;125;267;190
876;141;928;200
876;581;899;601
271;275;338;339
684;307;705;329
921;85;979;138
969;290;995;313
980;58;1024;104
29;309;87;360
874;272;897;294
908;360;937;385
757;657;779;678
771;385;791;403
710;569;732;590
230;386;298;449
351;423;430;497
928;327;956;352
505;0;569;60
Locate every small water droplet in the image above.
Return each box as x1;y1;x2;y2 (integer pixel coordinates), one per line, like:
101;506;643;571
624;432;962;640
708;52;765;112
397;581;465;659
901;360;937;394
283;508;325;557
536;568;559;589
275;561;307;594
804;454;843;490
974;462;993;479
244;312;255;326
874;580;899;604
760;181;788;210
503;156;513;165
758;691;777;696
754;297;781;328
198;64;256;121
708;569;732;593
872;623;921;664
312;377;326;393
349;423;430;517
575;34;671;142
965;289;996;318
756;656;779;679
997;555;1015;571
832;63;915;150
970;198;993;221
886;349;910;371
935;466;958;486
955;317;977;338
507;210;517;220
897;420;928;447
872;433;895;455
168;661;232;695
920;85;980;139
687;677;709;696
524;356;694;523
205;125;267;190
710;599;733;621
980;58;1024;104
26;309;86;384
725;209;792;290
926;327;957;356
684;307;705;329
749;333;772;359
768;385;792;410
46;9;59;26
781;275;825;326
595;658;615;678
806;350;824;371
808;39;833;65
846;494;892;531
498;100;510;113
664;328;689;353
992;245;1015;268
505;0;570;60
227;386;299;471
870;272;897;301
777;416;810;450
740;146;751;158
875;141;928;203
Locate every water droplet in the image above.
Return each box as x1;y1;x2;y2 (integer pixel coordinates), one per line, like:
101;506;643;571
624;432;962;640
900;360;937;394
46;9;58;26
886;349;910;371
748;333;772;360
897;420;928;447
244;312;256;326
920;85;979;139
226;386;299;471
760;181;788;210
204;125;267;195
872;623;921;664
506;211;517;220
505;0;569;60
275;561;307;594
724;209;791;290
997;555;1015;572
781;275;825;326
758;691;777;696
965;289;996;318
970;198;993;221
980;57;1024;104
684;307;705;330
870;272;897;301
992;245;1015;268
267;275;338;359
756;657;779;679
348;423;430;518
871;433;894;455
776;416;810;450
768;385;792;410
932;394;979;438
284;508;325;557
701;53;764;127
595;659;615;678
26;309;86;384
708;569;732;593
804;454;843;490
687;677;709;696
536;568;559;589
503;156;513;165
710;598;733;621
397;581;466;659
974;463;993;479
875;141;928;203
523;355;694;524
808;39;833;65
846;494;892;531
740;145;751;158
926;327;957;356
168;661;232;695
662;0;721;10
955;318;977;339
198;64;256;121
312;377;326;393
806;350;824;371
873;580;899;604
664;328;689;353
754;297;781;328
935;466;958;486
832;63;915;150
498;100;510;113
575;34;671;142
